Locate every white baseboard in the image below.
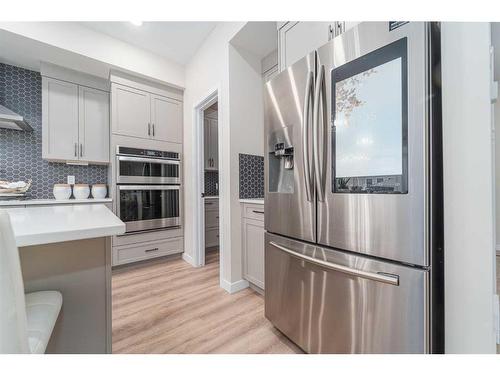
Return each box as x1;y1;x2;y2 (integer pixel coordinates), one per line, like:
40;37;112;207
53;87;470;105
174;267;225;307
182;252;197;267
220;278;249;294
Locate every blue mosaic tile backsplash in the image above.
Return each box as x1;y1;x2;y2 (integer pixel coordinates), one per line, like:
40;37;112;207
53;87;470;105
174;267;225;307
204;170;218;196
239;153;264;199
0;63;108;199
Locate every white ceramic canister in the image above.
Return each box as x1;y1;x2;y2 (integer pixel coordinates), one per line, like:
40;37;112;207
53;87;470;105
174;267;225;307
91;184;107;199
73;184;90;199
53;184;72;200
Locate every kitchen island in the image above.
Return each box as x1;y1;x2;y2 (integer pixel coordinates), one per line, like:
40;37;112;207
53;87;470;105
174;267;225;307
3;204;125;353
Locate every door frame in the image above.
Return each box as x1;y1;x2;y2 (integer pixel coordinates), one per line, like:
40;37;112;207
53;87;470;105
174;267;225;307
193;87;220;268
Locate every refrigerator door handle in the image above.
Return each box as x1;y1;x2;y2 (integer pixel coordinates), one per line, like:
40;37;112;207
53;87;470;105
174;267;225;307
302;70;314;202
269;241;400;286
313;64;327;202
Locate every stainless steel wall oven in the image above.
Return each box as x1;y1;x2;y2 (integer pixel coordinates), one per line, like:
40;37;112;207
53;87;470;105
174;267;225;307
116;146;181;234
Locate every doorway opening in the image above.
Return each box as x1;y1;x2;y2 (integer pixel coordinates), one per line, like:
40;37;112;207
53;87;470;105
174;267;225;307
193;88;221;272
202;102;220;263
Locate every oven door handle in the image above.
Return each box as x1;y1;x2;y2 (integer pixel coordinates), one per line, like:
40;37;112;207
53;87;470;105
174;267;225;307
117;185;180;191
117;155;180;165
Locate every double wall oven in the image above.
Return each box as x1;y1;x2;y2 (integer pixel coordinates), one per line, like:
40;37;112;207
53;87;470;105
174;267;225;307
116;146;181;234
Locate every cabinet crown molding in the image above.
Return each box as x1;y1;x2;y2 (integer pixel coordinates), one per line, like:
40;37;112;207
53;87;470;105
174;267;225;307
110;70;183;102
41;62;109;92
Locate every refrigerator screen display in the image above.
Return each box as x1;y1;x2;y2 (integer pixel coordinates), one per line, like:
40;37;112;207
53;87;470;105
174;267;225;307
332;38;408;194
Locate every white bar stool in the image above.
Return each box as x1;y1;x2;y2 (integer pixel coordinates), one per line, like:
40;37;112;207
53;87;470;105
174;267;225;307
0;211;62;354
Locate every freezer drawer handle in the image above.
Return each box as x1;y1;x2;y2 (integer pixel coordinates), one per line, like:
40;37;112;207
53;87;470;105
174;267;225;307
269;241;400;286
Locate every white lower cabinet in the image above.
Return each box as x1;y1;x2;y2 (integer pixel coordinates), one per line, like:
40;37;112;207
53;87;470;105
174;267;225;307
112;237;184;266
242;203;265;290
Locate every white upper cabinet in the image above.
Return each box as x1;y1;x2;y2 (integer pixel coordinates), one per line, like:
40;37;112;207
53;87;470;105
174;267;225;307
78;86;110;164
112;83;183;144
42;78;80;162
111;85;150;139
43;77;109;164
150;94;182;143
278;21;360;71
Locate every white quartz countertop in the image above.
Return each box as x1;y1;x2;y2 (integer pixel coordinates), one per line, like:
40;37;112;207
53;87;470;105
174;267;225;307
0;198;112;207
239;198;264;205
4;204;125;247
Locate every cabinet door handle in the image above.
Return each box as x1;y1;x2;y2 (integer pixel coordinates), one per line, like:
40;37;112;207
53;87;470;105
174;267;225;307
145;247;159;253
152;123;155;137
80;143;83;157
74;143;78;157
148;123;151;136
252;210;265;214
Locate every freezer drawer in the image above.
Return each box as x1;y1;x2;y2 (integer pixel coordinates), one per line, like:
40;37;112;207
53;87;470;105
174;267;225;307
265;232;429;353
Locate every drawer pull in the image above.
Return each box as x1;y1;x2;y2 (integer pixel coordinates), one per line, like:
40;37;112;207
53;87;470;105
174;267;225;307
145;247;159;253
252;210;264;214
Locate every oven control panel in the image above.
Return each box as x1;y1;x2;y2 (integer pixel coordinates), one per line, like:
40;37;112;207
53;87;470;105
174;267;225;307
117;146;179;160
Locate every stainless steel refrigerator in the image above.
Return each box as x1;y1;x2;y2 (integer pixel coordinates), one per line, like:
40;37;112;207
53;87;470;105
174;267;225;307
264;22;444;354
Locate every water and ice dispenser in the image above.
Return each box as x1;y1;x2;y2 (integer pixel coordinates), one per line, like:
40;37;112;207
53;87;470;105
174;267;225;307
268;127;294;194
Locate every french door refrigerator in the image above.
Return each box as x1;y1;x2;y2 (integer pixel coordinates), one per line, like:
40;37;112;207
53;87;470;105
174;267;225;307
264;22;444;354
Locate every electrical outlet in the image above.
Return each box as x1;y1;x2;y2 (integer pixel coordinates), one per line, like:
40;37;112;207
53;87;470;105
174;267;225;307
67;175;75;185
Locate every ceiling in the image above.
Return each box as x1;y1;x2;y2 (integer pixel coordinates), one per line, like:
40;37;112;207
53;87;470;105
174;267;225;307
80;22;217;65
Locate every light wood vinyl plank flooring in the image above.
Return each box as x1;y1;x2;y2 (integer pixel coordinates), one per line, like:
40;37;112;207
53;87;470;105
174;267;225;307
112;251;303;354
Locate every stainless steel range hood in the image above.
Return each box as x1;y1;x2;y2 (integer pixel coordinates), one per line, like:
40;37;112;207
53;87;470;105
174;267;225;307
0;104;33;131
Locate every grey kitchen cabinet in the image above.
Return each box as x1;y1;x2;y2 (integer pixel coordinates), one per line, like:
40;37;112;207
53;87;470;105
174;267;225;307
42;77;109;164
111;83;183;144
151;94;183;143
278;21;360;72
204;112;218;170
111;84;150;139
242;203;265;289
78;86;110;163
42;78;80;162
205;198;219;248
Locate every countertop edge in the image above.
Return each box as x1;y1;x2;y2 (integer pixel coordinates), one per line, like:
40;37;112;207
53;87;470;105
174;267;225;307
17;224;125;247
239;199;264;204
0;198;113;207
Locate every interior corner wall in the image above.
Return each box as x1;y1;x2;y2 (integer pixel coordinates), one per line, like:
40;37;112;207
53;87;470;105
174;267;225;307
228;44;265;282
441;22;496;353
182;22;246;288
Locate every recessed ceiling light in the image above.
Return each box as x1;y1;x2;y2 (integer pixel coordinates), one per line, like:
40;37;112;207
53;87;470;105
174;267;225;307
130;21;143;26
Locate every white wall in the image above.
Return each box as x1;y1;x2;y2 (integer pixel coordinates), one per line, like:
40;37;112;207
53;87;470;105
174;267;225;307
227;44;265;281
442;22;497;353
183;22;267;290
182;22;245;288
491;23;500;254
0;22;184;88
